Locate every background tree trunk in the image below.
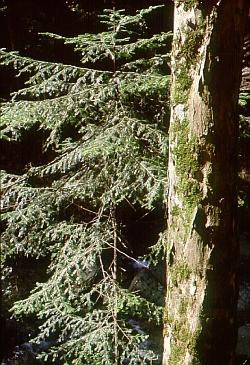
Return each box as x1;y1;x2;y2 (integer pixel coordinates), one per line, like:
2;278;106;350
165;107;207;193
163;1;248;364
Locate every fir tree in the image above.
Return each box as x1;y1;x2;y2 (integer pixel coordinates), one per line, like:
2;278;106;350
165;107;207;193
0;6;171;364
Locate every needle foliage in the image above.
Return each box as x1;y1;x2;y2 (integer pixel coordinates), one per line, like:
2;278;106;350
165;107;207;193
1;6;171;364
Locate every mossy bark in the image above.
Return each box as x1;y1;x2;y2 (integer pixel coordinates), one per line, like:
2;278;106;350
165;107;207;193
163;1;248;364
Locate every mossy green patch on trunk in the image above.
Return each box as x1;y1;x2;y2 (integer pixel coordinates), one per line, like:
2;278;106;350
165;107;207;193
170;262;192;286
180;26;204;65
172;65;192;105
167;302;203;365
172;15;205;105
170;119;202;218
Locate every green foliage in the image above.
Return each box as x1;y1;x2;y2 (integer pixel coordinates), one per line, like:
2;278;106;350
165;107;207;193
0;6;171;364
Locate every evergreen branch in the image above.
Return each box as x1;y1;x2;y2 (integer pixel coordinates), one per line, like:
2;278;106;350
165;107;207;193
1;6;169;363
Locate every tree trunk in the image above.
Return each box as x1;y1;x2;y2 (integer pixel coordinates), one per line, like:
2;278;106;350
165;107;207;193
163;1;248;364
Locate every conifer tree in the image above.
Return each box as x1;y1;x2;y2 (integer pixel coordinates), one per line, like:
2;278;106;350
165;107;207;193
0;6;171;364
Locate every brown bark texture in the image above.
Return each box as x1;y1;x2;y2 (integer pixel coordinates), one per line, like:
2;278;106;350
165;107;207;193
163;1;248;364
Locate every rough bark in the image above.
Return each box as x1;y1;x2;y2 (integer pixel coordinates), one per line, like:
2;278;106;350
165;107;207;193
163;1;248;364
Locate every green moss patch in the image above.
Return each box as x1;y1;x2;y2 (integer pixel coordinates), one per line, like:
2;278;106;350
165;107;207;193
171;119;202;217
